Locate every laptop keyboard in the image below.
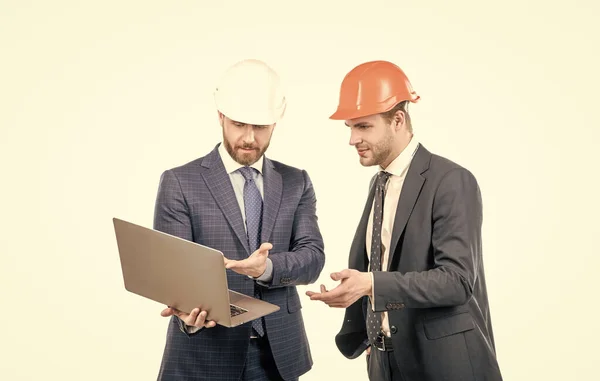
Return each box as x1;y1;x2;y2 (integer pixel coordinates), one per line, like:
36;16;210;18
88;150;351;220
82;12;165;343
230;304;248;317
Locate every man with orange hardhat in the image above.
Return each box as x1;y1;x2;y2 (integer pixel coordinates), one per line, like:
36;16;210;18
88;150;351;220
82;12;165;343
154;58;325;381
307;60;503;381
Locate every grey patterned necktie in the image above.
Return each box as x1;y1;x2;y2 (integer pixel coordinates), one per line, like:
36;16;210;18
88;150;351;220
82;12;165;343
366;171;392;344
238;166;266;337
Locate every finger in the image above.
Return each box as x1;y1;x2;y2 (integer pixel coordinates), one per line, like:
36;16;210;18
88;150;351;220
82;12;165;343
308;292;323;300
320;284;327;293
192;310;206;326
305;291;319;297
225;259;241;269
204;319;217;328
259;242;273;253
161;307;175;317
339;269;352;278
166;306;184;317
309;290;338;301
309;284;345;302
329;297;354;308
255;247;270;258
331;269;351;281
184;308;200;325
366;346;371;355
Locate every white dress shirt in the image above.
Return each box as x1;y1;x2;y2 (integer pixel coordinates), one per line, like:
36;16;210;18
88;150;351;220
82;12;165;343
218;142;264;219
367;135;420;337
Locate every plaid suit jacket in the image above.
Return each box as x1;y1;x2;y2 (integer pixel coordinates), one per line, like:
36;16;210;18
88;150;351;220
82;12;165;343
153;144;325;380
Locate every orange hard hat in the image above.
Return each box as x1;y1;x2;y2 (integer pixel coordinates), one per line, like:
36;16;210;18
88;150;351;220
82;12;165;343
329;60;420;120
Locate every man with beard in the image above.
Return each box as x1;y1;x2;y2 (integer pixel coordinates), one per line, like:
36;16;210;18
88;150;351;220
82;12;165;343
154;59;325;381
307;60;502;381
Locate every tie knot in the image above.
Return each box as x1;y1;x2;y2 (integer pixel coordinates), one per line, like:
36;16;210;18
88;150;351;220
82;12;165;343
238;166;258;181
376;171;391;187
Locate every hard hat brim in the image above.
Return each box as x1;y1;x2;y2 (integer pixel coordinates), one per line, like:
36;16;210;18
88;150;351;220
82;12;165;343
214;90;286;125
329;95;420;121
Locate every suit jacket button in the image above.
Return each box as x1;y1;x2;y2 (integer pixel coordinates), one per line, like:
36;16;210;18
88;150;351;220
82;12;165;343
390;325;398;334
386;303;391;309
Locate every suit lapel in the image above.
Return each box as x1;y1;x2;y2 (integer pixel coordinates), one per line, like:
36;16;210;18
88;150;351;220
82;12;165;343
200;146;251;255
386;144;430;270
260;158;282;244
349;176;377;272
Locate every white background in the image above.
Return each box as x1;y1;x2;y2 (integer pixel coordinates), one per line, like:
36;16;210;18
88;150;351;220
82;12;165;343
1;1;599;380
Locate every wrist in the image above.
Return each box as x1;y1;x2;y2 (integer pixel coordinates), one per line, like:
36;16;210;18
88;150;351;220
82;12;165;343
253;264;267;279
362;272;373;297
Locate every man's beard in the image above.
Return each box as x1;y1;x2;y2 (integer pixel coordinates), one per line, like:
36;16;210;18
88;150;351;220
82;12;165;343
223;139;268;166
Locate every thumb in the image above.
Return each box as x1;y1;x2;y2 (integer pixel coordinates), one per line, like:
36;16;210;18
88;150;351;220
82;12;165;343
224;259;238;269
331;269;351;281
258;242;273;255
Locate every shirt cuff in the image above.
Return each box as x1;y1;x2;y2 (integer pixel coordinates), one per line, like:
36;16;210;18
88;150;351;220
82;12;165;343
185;325;202;334
176;316;202;335
253;258;274;282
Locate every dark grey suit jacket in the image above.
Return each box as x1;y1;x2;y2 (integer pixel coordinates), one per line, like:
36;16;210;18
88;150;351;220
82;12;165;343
153;144;325;381
335;144;503;381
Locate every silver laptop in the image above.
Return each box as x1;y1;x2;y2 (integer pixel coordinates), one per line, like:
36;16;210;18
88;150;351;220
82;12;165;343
112;217;280;327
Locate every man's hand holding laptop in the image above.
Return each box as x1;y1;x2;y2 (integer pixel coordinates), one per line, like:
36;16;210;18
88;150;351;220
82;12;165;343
160;306;217;329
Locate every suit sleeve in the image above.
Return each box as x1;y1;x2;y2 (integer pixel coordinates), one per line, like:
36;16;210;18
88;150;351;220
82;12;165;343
335;174;376;358
371;168;482;311
154;169;193;241
153;169;201;335
335;298;370;359
259;170;326;288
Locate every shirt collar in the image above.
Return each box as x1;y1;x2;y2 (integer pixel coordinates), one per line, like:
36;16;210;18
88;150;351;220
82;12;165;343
380;135;420;177
218;142;264;175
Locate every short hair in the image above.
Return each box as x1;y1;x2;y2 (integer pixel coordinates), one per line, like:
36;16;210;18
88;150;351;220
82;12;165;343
381;100;412;133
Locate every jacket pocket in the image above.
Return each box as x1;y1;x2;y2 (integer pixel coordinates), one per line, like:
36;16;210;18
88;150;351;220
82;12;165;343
423;312;474;340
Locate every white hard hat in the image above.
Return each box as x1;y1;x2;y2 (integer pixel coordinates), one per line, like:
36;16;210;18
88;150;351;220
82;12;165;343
214;59;287;125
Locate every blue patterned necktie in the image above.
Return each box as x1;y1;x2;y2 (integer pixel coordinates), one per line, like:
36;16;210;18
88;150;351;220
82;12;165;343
238;166;266;337
366;171;392;345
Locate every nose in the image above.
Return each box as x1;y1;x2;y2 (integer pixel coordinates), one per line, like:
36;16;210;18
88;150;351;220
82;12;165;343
242;126;255;144
349;129;361;146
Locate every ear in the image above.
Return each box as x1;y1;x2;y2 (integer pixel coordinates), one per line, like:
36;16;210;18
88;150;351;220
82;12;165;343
394;110;406;131
268;123;277;137
218;111;225;128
